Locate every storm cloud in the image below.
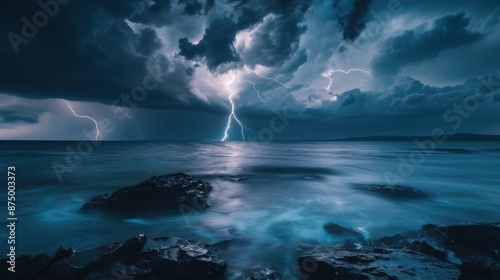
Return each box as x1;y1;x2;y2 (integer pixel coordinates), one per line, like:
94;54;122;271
0;0;499;140
338;0;373;42
372;12;484;77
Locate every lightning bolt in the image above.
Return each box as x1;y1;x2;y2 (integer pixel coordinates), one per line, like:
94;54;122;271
131;117;144;140
114;107;144;140
322;68;373;91
242;79;266;102
65;101;101;141
244;66;291;89
221;74;245;141
220;66;291;141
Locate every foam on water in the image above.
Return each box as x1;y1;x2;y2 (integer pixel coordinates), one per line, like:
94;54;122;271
1;141;499;279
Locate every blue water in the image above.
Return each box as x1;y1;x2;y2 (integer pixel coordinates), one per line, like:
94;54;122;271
0;141;499;279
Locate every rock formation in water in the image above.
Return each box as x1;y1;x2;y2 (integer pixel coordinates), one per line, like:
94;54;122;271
81;173;212;214
298;223;500;279
0;234;227;280
354;184;428;199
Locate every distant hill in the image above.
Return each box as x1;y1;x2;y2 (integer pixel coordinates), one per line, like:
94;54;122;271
336;133;500;141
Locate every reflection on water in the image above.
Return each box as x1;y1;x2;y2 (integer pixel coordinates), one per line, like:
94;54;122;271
1;141;500;279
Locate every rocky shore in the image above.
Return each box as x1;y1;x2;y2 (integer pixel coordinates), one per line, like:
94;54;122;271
2;222;498;279
3;174;498;279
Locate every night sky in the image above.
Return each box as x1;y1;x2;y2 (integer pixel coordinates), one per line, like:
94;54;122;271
1;0;499;140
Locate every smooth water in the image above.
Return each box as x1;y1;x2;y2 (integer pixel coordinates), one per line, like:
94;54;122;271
1;141;499;278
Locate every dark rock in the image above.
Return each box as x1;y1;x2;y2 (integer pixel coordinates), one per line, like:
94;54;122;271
372;234;410;248
324;223;364;241
300;223;500;280
87;239;227;280
225;177;248;182
246;267;287;280
47;262;86;280
49;245;75;265
101;234;147;260
420;223;500;260
355;184;428;199
420;223;500;279
408;240;448;261
152;236;170;241
2;235;226;280
81;173;213;214
459;257;500;280
0;253;50;280
297;245;460;280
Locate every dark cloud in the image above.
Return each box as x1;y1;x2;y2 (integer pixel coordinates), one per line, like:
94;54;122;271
236;7;262;29
282;75;500;122
177;0;313;70
205;0;215;13
130;0;173;27
372;12;484;77
340;92;357;107
338;0;373;42
0;0;205;111
136;28;162;56
181;0;202;16
241;12;307;68
332;0;341;11
0;105;45;124
179;17;240;70
494;94;500;102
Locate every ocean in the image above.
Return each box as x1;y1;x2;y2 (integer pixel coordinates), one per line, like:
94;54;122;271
1;141;499;279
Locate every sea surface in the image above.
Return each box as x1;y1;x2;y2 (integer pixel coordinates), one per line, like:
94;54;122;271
1;141;499;279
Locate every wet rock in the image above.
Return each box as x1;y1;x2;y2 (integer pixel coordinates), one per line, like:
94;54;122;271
420;223;500;260
225;177;248;182
246;267;287;280
324;223;364;241
101;234;147;260
49;245;75;265
299;223;500;280
152;236;170;241
420;223;500;279
88;239;227;280
0;253;50;280
47;262;86;280
81;173;213;214
297;245;460;280
371;234;410;248
2;234;226;280
459;258;500;280
408;240;448;261
355;184;428;199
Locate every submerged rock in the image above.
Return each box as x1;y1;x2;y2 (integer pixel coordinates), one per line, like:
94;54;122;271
81;173;213;214
246;267;287;280
355;184;428;199
324;223;364;241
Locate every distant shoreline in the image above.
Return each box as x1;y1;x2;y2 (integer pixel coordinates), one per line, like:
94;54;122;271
1;133;500;142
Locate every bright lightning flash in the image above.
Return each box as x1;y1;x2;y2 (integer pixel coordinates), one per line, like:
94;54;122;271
242;79;266;102
220;67;291;141
221;75;245;141
322;69;373;91
245;66;291;89
65;101;101;141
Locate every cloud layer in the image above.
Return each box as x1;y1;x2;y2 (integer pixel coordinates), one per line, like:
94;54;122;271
0;0;499;140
